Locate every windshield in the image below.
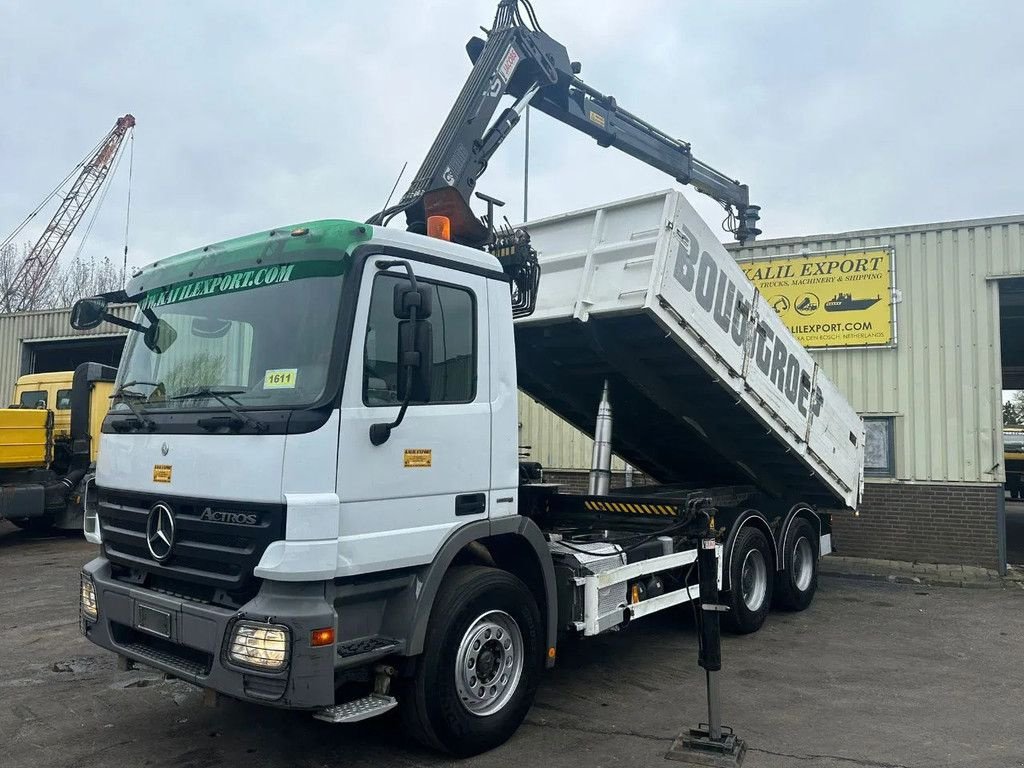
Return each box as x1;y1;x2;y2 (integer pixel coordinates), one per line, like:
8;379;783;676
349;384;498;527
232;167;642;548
113;260;345;413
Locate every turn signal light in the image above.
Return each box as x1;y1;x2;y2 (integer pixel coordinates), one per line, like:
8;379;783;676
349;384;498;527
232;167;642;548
310;627;335;647
427;215;451;241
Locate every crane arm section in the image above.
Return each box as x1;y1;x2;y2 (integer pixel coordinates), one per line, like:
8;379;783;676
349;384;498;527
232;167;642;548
371;1;760;247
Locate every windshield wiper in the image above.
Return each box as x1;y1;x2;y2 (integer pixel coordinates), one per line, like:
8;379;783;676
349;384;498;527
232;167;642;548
110;381;158;431
170;387;268;433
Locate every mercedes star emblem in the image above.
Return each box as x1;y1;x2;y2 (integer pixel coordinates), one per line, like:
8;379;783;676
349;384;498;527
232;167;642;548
146;502;176;562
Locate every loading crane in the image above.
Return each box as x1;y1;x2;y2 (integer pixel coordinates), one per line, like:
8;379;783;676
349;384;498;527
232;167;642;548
1;114;135;313
369;0;760;253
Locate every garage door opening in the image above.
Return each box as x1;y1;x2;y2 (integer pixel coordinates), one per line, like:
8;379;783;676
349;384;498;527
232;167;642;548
998;278;1024;568
24;336;126;376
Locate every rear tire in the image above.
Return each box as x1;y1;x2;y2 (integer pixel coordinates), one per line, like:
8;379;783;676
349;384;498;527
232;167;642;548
400;566;542;756
722;526;773;634
775;518;819;611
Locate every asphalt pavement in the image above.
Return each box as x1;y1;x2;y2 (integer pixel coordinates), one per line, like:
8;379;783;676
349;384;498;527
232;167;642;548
2;520;1023;768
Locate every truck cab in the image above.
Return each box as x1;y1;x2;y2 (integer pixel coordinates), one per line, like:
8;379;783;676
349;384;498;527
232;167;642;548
12;372;75;436
0;365;114;531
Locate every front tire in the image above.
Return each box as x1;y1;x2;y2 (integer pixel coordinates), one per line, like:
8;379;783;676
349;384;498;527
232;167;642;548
775;518;819;611
400;566;542;756
722;526;773;634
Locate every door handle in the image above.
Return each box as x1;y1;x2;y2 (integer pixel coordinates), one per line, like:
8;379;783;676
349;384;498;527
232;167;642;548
455;493;486;517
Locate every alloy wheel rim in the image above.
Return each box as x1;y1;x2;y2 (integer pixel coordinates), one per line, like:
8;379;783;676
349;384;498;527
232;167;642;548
793;536;814;591
740;548;768;610
454;610;524;717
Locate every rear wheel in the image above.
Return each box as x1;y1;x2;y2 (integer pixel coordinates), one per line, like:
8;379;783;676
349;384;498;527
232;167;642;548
400;566;542;756
776;518;819;611
722;526;773;634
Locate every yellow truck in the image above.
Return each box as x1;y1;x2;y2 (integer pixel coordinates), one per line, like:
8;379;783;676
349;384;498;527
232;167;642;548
1005;427;1024;500
0;363;115;531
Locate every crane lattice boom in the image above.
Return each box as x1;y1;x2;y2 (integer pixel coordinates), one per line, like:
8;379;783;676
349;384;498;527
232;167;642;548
4;114;135;313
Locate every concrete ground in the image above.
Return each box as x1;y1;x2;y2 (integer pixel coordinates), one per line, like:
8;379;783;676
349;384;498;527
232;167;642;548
1006;500;1024;565
2;520;1023;768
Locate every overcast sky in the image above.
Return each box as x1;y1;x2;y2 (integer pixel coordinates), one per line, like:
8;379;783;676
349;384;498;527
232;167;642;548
2;0;1022;274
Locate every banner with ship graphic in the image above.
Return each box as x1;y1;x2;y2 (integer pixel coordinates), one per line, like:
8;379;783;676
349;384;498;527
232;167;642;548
737;247;895;349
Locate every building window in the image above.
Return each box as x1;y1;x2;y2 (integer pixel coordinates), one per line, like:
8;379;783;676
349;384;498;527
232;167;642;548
363;273;476;406
863;416;895;478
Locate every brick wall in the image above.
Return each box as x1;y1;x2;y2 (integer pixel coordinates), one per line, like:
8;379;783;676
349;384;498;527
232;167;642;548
543;472;1003;570
542;469;656;495
831;481;1002;569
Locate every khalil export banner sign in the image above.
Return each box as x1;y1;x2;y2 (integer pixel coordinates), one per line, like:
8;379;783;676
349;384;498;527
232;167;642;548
738;247;896;349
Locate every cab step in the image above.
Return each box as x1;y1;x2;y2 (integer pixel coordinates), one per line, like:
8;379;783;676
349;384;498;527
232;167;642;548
313;694;398;724
337;635;401;659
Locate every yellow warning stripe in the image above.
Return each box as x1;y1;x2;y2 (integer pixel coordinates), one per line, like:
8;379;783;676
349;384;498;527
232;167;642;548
582;500;677;516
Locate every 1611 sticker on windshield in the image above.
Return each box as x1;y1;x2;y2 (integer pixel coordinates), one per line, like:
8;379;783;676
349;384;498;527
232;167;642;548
263;368;297;389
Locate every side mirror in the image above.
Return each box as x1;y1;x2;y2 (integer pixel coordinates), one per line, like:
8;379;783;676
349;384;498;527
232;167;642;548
393;283;433;320
396;319;433;402
70;297;109;330
144;319;178;353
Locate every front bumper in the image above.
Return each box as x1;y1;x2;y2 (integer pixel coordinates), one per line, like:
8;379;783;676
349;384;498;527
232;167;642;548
81;557;337;708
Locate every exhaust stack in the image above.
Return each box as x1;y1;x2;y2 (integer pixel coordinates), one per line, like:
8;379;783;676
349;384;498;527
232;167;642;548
588;380;613;496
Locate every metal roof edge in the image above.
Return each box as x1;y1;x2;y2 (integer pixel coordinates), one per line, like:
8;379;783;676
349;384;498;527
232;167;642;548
727;213;1024;251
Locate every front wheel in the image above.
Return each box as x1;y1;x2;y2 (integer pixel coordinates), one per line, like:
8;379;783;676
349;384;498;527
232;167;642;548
400;566;542;756
722;526;774;634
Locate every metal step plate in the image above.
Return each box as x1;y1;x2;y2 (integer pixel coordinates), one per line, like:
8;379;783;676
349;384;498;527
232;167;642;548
313;694;398;724
337;636;399;658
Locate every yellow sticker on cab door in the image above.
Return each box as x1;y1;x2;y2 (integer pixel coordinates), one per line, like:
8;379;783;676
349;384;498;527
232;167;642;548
153;464;172;483
403;449;432;468
263;368;297;389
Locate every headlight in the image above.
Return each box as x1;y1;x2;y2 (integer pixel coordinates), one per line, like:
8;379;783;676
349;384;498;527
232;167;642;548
228;621;289;670
80;576;98;621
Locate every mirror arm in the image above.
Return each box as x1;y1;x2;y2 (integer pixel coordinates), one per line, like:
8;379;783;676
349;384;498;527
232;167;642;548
369;295;420;446
376;259;419;292
369;366;415;446
101;314;147;334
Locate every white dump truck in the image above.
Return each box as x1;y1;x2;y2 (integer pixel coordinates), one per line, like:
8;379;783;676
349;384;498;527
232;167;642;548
75;1;863;756
75;188;862;755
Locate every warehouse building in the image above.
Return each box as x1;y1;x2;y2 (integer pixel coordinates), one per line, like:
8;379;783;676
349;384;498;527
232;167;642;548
521;207;1024;572
0;305;134;399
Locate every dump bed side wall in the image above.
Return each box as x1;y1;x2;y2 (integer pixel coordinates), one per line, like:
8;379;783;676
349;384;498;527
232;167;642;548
518;191;864;509
651;193;864;507
0;408;51;469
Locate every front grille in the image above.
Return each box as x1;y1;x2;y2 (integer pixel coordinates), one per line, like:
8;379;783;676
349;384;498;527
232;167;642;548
98;489;285;604
111;622;213;677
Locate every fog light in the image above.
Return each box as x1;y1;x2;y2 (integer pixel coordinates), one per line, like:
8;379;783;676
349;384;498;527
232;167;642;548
228;621;289;670
80;576;98;621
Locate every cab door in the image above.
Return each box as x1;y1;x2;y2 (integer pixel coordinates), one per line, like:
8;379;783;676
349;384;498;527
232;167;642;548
335;255;491;577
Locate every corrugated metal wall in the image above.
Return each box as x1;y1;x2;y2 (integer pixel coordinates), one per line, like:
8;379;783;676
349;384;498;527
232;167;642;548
731;215;1024;484
0;305;134;397
518;213;1024;484
518;392;627;471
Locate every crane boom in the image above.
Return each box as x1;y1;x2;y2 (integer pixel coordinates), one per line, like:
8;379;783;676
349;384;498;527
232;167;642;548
4;114;135;313
370;0;760;250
